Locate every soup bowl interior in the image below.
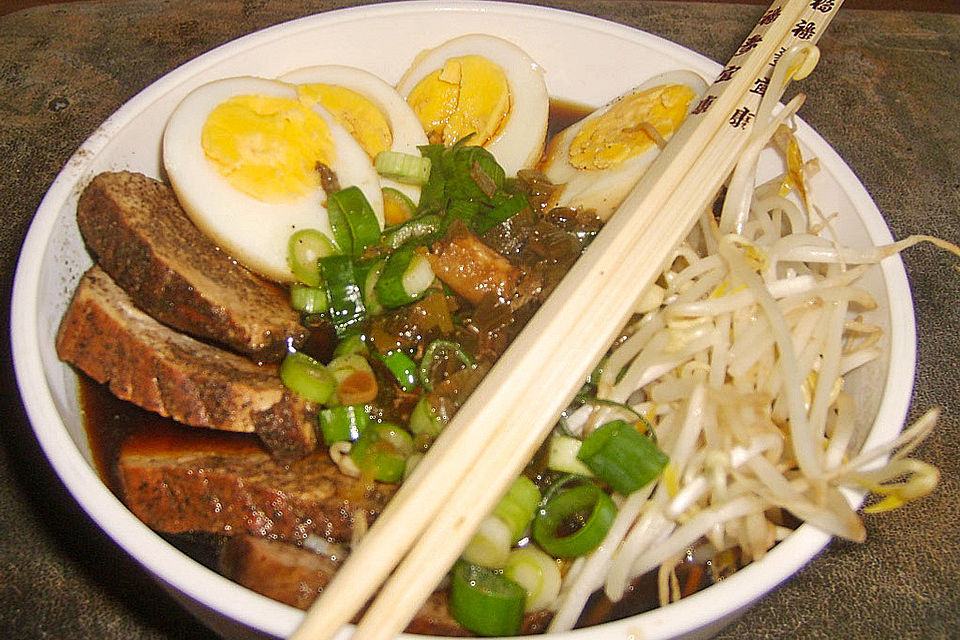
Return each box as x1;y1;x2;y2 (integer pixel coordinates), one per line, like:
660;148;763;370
10;2;915;639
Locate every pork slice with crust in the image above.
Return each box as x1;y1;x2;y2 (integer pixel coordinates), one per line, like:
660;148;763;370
219;535;552;635
77;170;308;363
118;432;396;544
56;265;317;458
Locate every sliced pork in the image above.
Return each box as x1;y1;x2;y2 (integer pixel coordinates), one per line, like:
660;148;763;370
56;266;317;458
77;170;307;363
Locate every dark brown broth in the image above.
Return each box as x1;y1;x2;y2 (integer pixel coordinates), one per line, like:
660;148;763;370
81;372;264;498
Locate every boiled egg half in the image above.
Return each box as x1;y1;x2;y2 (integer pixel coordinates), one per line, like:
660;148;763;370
279;65;429;207
163;76;383;283
539;70;708;220
395;33;549;177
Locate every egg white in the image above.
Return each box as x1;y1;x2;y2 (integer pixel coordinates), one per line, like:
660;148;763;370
539;70;708;220
162;76;383;283
395;33;549;177
279;65;429;205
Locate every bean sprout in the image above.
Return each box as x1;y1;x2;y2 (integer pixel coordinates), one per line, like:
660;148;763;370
548;46;959;630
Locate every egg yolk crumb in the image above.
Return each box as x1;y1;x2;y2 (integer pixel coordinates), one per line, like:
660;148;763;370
202;94;335;203
296;83;393;161
569;83;696;171
406;55;510;148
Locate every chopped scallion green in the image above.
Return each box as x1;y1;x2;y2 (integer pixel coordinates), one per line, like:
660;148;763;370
349;422;413;483
382;214;444;250
318;254;366;337
577;419;668;495
328;186;381;258
533;482;616;558
374;245;433;308
279;351;335;405
326;193;353;256
462;515;512;569
287;229;337;287
382;186;417;226
401;252;435;300
408;395;443;437
359;258;386;316
332;333;370;359
319;404;371;445
547;433;595;477
289;284;328;315
375;150;432;185
449;561;525;637
492;476;540;544
380;350;419;392
503;546;562;613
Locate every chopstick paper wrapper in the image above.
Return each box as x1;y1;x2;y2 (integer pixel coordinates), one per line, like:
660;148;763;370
290;1;844;639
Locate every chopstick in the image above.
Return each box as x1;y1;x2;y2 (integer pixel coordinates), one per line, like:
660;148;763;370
290;1;843;639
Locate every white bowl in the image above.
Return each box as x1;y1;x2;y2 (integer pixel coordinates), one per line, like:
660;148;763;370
10;2;914;639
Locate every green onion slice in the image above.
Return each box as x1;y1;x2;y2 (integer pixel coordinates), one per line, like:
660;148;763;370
327;353;373;383
319;254;366;337
493;476;540;544
449;561;526;637
539;473;583;505
332;333;370;359
462;515;512;569
289;284;328;315
327;353;377;405
326;193;353;256
503;546;562;613
382;214;444;250
360;258;386;316
533;482;616;558
408;395;443;437
401;252;435;300
349;422;413;483
287;229;337;287
329;186;381;258
279;351;336;405
577;419;668;495
380;350;419;392
419;339;475;391
319;404;371;445
382;186;417;226
547;433;595;477
375;150;432;186
374;245;434;308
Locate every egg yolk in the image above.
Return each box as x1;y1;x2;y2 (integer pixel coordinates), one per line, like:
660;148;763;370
201;94;335;203
406;55;510;148
569;84;696;171
296;83;393;161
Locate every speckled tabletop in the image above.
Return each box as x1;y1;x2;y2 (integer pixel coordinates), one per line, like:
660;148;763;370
1;1;958;639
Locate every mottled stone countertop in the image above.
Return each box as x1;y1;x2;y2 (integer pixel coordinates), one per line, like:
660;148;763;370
1;1;957;639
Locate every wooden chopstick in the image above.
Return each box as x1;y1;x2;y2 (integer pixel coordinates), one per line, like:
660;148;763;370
290;1;844;639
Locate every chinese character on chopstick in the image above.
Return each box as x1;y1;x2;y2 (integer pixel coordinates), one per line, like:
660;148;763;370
691;95;717;115
750;77;769;96
769;46;787;67
810;0;835;12
716;65;741;82
792;20;816;40
729;107;754;129
759;7;782;25
736;34;764;55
